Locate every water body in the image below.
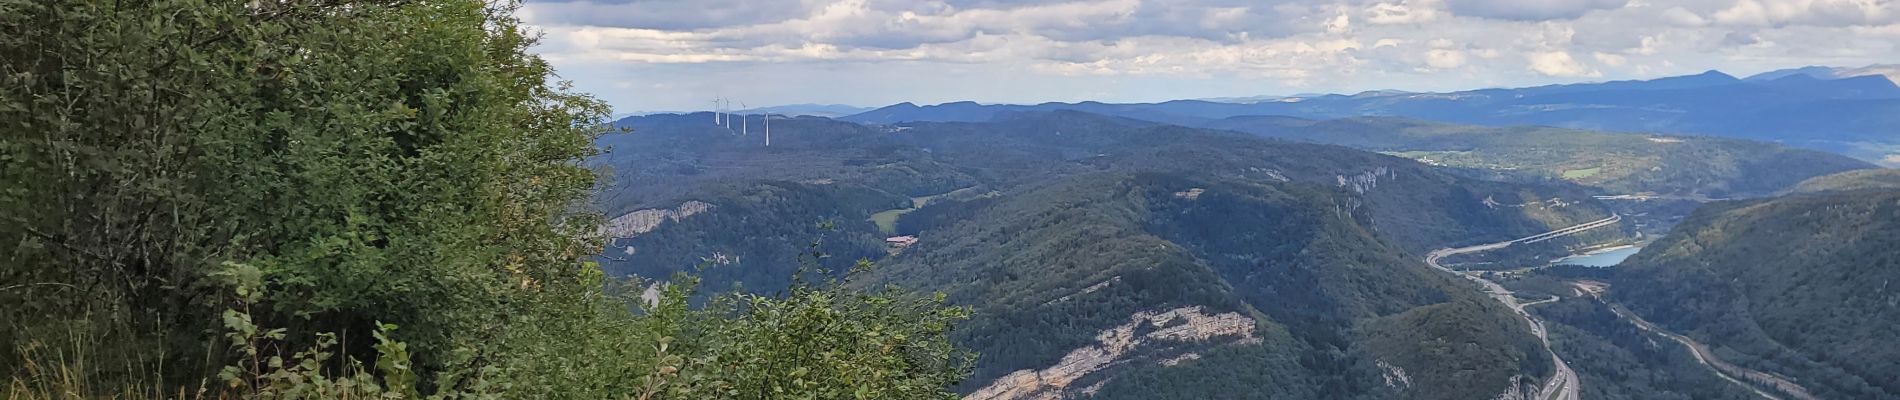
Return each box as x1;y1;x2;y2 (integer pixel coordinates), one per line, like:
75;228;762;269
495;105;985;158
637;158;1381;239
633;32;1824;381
1552;246;1643;267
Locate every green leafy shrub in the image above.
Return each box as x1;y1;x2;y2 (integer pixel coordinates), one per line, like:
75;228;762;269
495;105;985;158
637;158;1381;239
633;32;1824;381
1;0;974;398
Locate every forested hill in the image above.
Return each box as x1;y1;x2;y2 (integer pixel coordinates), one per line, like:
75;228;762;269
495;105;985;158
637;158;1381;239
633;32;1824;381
1614;188;1900;399
882;111;1618;253
1788;168;1900;194
595;111;1618;294
597;110;1624;399
867;172;1552;399
1198;116;1875;199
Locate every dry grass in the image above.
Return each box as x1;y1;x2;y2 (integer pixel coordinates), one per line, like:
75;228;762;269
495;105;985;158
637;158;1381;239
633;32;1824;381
5;299;214;400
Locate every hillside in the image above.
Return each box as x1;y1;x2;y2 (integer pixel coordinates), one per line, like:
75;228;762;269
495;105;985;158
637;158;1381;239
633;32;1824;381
1198;117;1875;199
883;112;1621;253
1789;168;1900;194
1614;189;1900;399
870;173;1549;399
595;111;1626;399
598;112;1619;280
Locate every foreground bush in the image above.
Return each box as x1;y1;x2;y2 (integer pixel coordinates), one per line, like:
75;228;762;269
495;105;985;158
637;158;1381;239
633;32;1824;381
1;1;971;398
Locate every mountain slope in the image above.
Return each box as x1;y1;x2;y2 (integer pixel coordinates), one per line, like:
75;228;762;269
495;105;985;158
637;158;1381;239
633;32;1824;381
884;111;1621;253
871;172;1550;400
1614;189;1900;399
594;111;1624;399
1789;168;1900;194
595;111;1620;290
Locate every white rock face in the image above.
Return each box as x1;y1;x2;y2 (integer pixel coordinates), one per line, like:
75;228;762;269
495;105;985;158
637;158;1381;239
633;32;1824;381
1046;276;1121;306
1378;359;1413;389
1158;352;1201;367
963;306;1259;400
1488;377;1535;400
600;201;713;239
1337;167;1394;194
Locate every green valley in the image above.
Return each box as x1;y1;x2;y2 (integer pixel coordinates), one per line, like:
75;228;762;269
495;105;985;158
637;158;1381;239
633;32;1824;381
9;2;1898;398
595;111;1631;399
1201;117;1874;199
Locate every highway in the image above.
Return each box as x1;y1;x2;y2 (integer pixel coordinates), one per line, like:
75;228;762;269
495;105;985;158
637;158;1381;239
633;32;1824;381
1424;214;1620;400
1584;292;1810;400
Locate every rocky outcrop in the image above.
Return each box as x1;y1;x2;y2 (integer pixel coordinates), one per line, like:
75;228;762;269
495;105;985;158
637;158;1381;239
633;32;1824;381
1377;359;1413;389
1044;276;1121;306
1337;166;1394;194
600;201;713;242
1158;353;1201;367
1488;376;1537;400
963;306;1259;400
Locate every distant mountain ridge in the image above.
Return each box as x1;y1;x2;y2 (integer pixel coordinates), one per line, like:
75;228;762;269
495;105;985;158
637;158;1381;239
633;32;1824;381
840;68;1900;164
735;103;872;117
1746;64;1900;85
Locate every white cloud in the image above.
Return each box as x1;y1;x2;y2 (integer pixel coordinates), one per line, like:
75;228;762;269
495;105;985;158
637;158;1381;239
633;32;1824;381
1365;0;1443;24
1444;0;1628;21
1528;51;1602;77
1326;12;1353;33
1426;48;1469;69
1593;51;1629;67
1710;0;1900;27
518;0;1900;111
1660;7;1711;26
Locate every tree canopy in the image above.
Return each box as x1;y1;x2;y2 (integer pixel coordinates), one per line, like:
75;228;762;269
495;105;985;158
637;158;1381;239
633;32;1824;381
1;1;970;398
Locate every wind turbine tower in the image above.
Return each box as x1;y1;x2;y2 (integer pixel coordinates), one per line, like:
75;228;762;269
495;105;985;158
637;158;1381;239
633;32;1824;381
740;102;749;136
712;98;722;125
764;114;772;147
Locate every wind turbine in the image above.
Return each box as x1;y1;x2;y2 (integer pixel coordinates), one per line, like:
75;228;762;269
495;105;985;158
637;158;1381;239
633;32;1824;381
712;98;723;125
740;102;749;136
764;113;772;147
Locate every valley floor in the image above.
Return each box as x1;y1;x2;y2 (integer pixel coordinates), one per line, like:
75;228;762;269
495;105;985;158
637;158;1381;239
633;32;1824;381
1423;215;1627;400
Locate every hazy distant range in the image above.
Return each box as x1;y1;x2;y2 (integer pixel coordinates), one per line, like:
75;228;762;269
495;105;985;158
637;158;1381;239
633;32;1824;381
831;66;1900;166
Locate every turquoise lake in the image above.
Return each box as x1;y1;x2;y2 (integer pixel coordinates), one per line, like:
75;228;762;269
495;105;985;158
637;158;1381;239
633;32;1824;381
1552;247;1643;267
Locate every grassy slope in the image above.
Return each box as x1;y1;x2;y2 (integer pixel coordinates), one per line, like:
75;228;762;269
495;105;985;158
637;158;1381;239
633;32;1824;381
1202;117;1875;199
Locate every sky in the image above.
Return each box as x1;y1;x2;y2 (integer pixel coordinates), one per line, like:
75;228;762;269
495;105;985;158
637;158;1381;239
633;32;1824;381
519;0;1900;113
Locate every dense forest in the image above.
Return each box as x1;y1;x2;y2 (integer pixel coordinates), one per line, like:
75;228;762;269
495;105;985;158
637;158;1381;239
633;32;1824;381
1;1;970;399
602;181;899;296
1788;168;1900;194
1532;297;1768;400
867;173;1550;400
1615;188;1900;399
600;110;1621;294
594;109;1627;398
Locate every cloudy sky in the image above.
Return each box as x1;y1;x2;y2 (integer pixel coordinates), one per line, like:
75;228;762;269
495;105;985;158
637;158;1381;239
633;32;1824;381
520;0;1900;112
